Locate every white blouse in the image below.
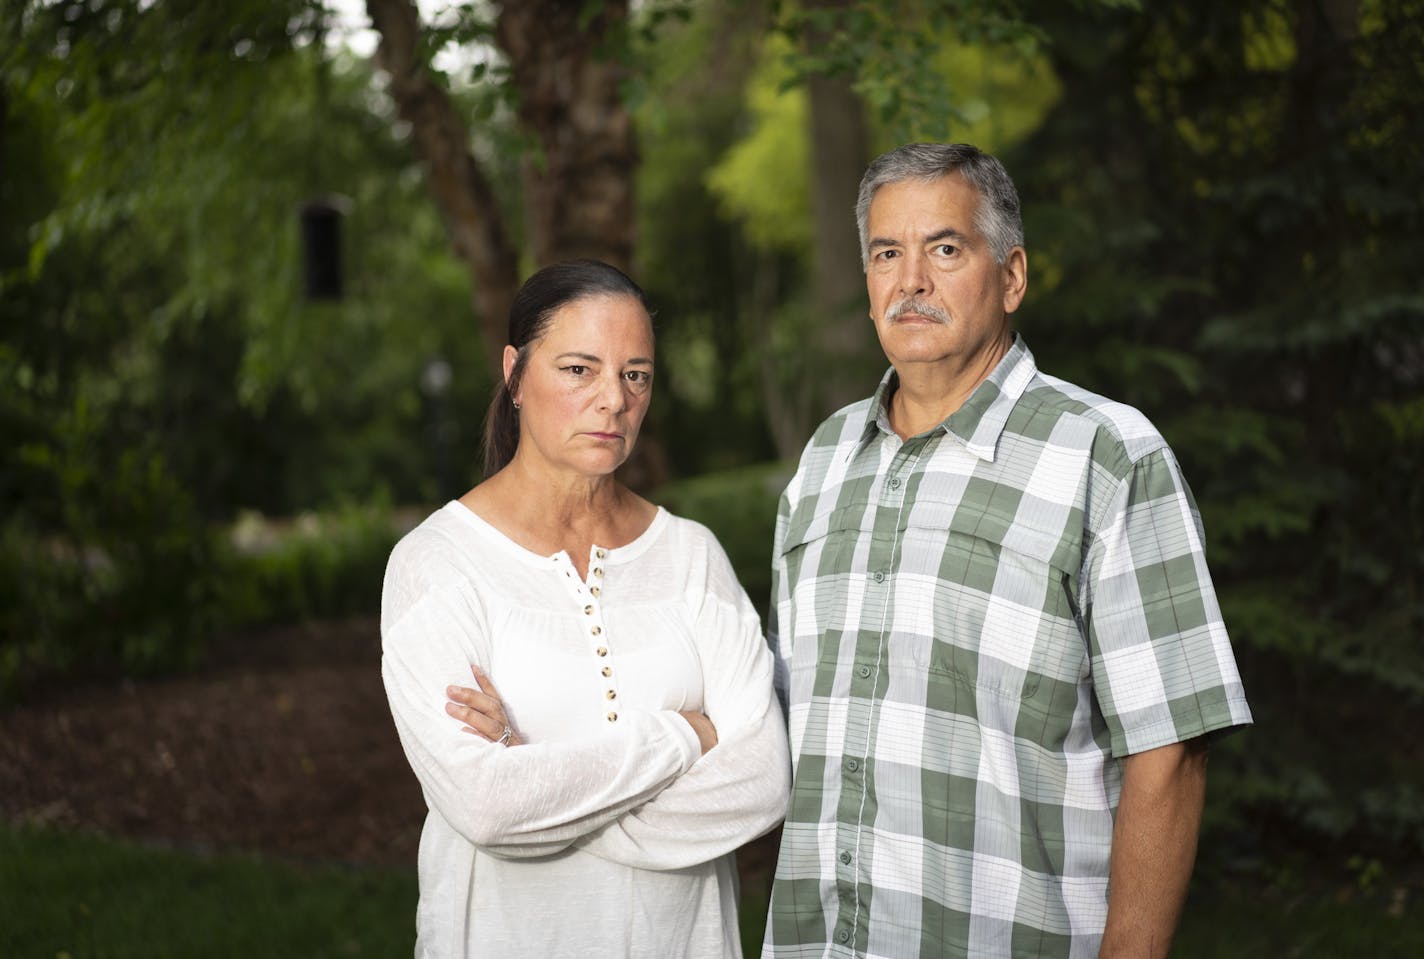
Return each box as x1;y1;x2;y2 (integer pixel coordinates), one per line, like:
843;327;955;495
380;502;790;959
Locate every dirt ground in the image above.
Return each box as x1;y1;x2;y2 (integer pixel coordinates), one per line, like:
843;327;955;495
0;620;425;865
0;618;778;881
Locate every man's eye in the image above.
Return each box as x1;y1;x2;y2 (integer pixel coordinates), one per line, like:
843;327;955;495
935;243;958;256
876;249;898;261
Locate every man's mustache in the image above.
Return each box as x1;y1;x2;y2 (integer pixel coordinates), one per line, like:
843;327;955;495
886;298;950;323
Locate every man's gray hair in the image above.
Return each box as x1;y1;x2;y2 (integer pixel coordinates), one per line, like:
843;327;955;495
855;143;1024;267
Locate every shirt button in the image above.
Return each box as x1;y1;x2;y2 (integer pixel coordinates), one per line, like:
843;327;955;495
591;625;602;636
590;586;601;597
596;646;608;657
595;548;606;559
846;759;859;772
872;570;885;583
856;664;871;678
592;567;604;578
601;666;612;677
889;476;902;490
836;929;850;943
606;689;617;700
607;711;618;722
584;604;594;615
839;850;851;865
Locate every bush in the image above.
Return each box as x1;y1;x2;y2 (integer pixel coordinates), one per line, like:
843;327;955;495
652;461;793;612
0;498;409;705
0;441;225;702
220;501;407;628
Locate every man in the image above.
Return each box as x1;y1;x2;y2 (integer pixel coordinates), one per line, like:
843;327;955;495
762;143;1252;959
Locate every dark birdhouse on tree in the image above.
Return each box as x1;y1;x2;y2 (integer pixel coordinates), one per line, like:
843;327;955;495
300;198;347;301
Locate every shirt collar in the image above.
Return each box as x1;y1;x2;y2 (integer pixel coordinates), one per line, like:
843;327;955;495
856;335;1037;463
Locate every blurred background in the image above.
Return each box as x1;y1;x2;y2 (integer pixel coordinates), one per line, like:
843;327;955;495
2;0;1421;955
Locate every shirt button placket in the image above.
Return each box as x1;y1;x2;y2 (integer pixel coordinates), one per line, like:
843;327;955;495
584;546;617;721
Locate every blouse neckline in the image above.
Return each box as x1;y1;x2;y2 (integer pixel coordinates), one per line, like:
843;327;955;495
441;500;668;569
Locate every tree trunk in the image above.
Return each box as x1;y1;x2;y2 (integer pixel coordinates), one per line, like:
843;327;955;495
366;0;520;374
760;0;873;460
368;0;666;488
806;69;874;415
495;0;637;273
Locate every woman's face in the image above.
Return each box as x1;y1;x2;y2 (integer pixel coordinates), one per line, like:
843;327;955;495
505;293;655;480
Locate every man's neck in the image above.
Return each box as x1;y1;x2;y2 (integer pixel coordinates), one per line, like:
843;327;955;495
887;332;1013;440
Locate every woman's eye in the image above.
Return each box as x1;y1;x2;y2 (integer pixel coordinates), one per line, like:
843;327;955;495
562;365;588;376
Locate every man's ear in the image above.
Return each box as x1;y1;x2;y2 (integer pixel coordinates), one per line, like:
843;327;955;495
1002;247;1028;315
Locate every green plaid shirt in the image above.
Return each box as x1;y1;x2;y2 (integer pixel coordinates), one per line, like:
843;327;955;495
762;337;1251;959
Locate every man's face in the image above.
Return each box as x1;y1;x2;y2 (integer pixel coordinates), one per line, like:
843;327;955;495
864;175;1026;372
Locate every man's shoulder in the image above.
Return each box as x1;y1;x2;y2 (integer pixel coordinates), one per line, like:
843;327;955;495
1015;370;1171;471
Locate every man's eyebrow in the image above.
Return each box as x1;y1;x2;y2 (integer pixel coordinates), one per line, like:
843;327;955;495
924;227;971;246
868;227;972;251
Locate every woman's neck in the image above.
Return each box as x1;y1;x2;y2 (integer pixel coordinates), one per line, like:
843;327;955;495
460;457;655;571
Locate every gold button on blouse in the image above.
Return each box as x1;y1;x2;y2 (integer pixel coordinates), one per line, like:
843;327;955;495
605;689;617;700
583;604;594;615
595;548;607;560
607;711;618;722
592;567;603;578
601;666;612;677
596;646;608;657
591;625;602;636
590;586;601;597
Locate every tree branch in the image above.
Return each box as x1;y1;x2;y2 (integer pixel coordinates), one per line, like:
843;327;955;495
366;0;519;370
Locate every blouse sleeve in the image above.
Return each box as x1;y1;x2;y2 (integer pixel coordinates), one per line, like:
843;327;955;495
382;561;702;860
571;530;790;871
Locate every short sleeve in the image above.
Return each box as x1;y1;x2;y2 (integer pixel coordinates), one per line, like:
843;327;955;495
1081;447;1252;756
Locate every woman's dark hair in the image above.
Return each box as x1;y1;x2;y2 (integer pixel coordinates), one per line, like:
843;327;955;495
482;259;650;476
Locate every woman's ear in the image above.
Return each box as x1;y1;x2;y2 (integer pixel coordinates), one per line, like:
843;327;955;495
502;345;519;398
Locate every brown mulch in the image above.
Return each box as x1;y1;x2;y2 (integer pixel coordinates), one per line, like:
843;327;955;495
0;618;778;884
0;619;424;866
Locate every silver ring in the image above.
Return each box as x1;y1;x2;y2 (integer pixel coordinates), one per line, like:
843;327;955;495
496;725;512;746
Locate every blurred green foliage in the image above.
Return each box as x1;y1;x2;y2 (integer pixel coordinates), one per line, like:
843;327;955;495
2;0;1422;879
1010;0;1424;863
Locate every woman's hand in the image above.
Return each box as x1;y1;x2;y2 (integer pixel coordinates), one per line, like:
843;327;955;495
678;710;718;756
446;665;523;747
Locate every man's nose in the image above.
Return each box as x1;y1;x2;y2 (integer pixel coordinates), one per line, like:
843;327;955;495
898;251;930;297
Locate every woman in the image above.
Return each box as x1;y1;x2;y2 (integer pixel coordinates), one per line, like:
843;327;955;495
380;259;790;959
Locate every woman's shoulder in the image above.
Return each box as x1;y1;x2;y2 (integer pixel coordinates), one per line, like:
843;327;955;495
382;503;498;617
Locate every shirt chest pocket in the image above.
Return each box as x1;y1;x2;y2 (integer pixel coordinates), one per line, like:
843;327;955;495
898;499;1088;707
777;502;877;689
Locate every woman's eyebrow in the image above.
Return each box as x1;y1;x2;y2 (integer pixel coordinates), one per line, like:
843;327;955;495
554;352;654;365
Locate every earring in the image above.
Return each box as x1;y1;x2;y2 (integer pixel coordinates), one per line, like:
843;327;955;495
512;400;521;410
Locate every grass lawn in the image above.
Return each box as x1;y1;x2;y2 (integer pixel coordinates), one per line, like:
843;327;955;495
4;823;1419;958
0;824;416;959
